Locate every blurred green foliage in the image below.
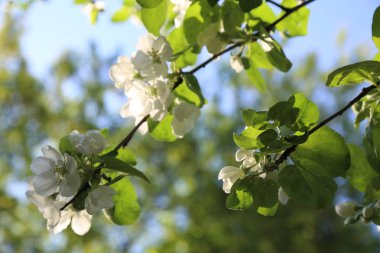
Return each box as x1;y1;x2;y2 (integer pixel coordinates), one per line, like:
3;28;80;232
1;10;380;253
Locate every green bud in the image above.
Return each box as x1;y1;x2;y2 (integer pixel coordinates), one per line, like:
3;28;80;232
335;201;356;217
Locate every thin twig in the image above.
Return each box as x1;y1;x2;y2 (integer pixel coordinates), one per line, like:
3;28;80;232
274;85;377;166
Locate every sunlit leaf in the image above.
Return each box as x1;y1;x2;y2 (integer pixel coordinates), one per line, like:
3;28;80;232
148;115;177;142
137;0;163;8
372;6;380;50
226;178;253;210
276;0;310;37
239;0;262;12
141;0;168;36
233;126;263;149
104;157;150;183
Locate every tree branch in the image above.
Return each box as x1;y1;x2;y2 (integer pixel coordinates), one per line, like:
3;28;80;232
274;84;377;166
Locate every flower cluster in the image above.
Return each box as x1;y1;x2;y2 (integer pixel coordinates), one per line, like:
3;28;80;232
218;149;289;204
109;34;200;137
335;200;380;226
26;130;116;235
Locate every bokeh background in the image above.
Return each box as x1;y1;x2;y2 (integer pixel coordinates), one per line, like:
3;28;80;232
1;0;380;252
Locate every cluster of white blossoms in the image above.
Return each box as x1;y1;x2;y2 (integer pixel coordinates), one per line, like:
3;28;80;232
26;130;116;235
109;34;200;138
218;149;289;204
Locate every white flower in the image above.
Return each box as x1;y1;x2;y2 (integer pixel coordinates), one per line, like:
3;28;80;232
197;23;226;54
83;1;105;15
77;130;106;156
171;0;191;27
230;55;244;73
235;149;258;168
278;187;289;205
171;102;200;138
120;80;174;134
109;56;141;90
31;146;81;197
218;166;244;193
85;186;116;215
335;201;357;217
50;208;92;236
132;34;173;79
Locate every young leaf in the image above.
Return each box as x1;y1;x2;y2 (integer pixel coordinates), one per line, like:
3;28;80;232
326;61;380;87
288;93;319;130
346;144;378;192
104;157;150;183
148;115;177;142
105;177;141;225
365;176;380;202
258;129;278;146
117;148;137;166
291;126;350;178
137;0;163;8
141;0;168;36
372;6;380;50
252;178;278;208
207;0;219;6
245;59;267;92
167;28;197;68
249;42;273;69
183;1;213;44
222;0;244;36
182;74;205;107
233;127;263;149
259;27;292;72
278;165;337;208
238;0;262;12
257;203;278;216
268;101;298;126
242;109;268;127
276;0;310;37
364;120;380;171
111;6;131;22
226;178;254;210
59;135;76;154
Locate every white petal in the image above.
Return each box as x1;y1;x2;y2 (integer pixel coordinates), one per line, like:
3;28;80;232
136;34;155;53
42;145;63;164
33;171;58;196
172;102;200;138
26;190;50;210
230;56;244;73
218;166;243;180
31;157;54;174
49;210;72;234
71;210;92;235
64;154;77;174
278;187;289;205
85;196;98;215
69;130;83;148
137;121;149;135
153;36;173;60
235;149;246;162
59;173;81;197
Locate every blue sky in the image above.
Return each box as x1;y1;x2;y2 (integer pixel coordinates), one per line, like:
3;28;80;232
18;0;379;79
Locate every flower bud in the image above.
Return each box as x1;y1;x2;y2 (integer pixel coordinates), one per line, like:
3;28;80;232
335;201;356;217
344;216;358;225
362;206;374;219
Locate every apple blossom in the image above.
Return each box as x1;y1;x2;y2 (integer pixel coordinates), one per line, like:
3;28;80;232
172;102;200;138
85;185;116;215
230;55;244;73
31;145;81;197
218;166;244;194
171;0;191;27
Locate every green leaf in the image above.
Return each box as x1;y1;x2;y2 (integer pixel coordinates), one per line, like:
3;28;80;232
249;42;273;69
291;126;350;178
111;6;131;22
288;93;319;130
233;126;263;149
326;61;380;87
364;120;380;171
104;157;150;183
242;109;268;127
257;203;278;216
106;177;141;225
276;0;310;37
278;165;337;208
268;101;298;126
99;128;109;138
136;0;163;8
117;148;137;166
183;1;213;44
365;176;380;202
245;59;267;92
226;178;254;210
167;28;197;68
148;115;177;142
252;178;278;208
372;6;380;50
374;52;380;62
249;1;276;24
346;144;378;192
59;135;75;154
90;9;99;25
238;0;262;12
259;27;292;72
222;0;244;35
74;0;88;4
258;129;278;146
207;0;219;6
141;0;168;36
183;74;205;106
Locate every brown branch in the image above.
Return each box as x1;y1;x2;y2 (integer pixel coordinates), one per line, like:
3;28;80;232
275;85;377;166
